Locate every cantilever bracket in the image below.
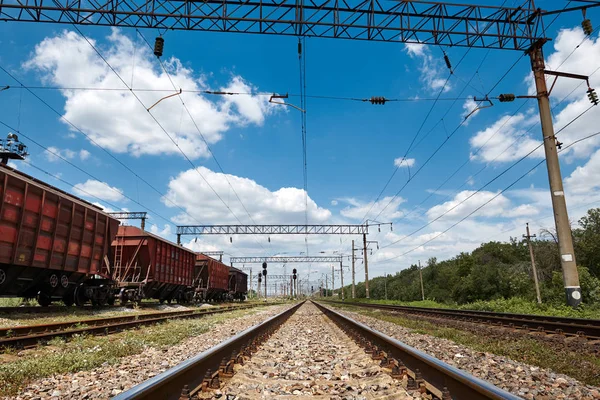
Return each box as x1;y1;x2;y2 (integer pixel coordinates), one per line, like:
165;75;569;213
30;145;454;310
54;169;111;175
544;70;590;96
147;88;183;111
464;95;494;120
269;93;305;112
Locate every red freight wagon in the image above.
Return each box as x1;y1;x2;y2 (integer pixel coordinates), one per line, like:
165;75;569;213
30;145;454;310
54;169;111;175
228;266;248;301
109;225;196;304
194;254;229;301
0;165;120;306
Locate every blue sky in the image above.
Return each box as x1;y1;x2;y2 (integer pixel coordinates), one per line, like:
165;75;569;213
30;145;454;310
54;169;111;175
1;1;600;290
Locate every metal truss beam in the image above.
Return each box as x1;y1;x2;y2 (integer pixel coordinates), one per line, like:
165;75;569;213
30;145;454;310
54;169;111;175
231;256;342;263
108;212;147;219
178;224;368;236
0;0;544;50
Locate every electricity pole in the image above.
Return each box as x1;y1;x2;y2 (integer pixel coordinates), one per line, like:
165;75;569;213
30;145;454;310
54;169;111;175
384;271;388;301
351;240;356;299
249;268;252;299
363;233;370;299
331;265;335;297
530;42;581;307
325;274;328;297
418;260;425;301
524;223;542;304
340;261;345;301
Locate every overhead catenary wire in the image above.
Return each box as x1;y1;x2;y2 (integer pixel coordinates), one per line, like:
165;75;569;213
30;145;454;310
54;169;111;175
0;119;174;225
0;64;205;229
66;24;268;252
134;30;267;252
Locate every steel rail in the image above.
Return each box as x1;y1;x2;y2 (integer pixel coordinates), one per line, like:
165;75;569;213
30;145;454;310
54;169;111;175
315;301;521;400
113;302;304;400
0;303;271;349
326;301;600;339
0;302;166;314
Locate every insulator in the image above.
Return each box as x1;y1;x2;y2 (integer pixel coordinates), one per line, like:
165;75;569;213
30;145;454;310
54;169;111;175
498;94;516;102
298;41;302;55
443;53;452;71
369;96;387;105
588;88;599;106
229;236;232;243
582;19;593;36
268;236;270;243
154;36;164;58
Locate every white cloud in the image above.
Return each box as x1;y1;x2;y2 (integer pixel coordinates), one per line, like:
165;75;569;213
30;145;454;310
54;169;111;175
426;190;538;221
330;200;338;206
469;113;544;163
564;148;600;195
340;196;405;221
45;146;92;162
25;29;277;158
150;224;172;237
404;44;451;93
163;167;331;224
73;179;125;202
79;149;91;161
393;157;415;168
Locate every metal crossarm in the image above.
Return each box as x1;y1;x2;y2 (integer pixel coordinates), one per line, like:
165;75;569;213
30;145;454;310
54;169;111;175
177;224;368;235
0;0;544;50
231;256;343;263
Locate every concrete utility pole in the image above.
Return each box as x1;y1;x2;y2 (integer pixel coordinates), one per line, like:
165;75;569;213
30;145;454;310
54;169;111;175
418;260;425;301
249;269;252;299
530;43;581;307
340;261;345;301
524;223;542;304
351;240;356;299
331;265;335;297
363;233;370;299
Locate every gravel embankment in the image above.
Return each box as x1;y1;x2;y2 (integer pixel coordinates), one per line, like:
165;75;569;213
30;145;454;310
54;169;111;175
216;302;412;399
8;304;292;400
331;306;600;400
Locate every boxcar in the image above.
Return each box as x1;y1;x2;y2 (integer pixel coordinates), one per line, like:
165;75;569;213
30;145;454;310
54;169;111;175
108;225;196;304
194;254;229;301
0;165;120;306
228;266;247;301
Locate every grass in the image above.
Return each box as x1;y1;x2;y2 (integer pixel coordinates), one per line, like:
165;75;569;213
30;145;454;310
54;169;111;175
0;298;36;307
337;297;600;319
0;306;267;396
334;304;600;387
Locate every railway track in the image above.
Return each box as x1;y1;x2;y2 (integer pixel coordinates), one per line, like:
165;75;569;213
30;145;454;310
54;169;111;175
0;303;270;349
114;301;520;400
0;302;245;314
326;301;600;340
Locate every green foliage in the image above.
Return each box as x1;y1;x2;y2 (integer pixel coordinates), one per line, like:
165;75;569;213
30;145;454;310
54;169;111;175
345;208;600;308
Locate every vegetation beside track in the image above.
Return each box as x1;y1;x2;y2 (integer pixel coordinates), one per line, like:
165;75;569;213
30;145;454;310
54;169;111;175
0;306;270;396
330;303;600;388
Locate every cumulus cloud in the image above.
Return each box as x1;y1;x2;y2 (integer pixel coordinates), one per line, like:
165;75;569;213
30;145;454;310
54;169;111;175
150;224;172;237
45;146;95;162
564;148;600;195
469;113;543;163
426;190;538;221
340;196;405;221
73;179;125;202
25;29;277;158
163;167;331;224
404;43;451;93
393;158;415;168
330;200;338;206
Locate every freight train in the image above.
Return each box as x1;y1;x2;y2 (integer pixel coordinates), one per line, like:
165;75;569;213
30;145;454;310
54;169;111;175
0;166;247;306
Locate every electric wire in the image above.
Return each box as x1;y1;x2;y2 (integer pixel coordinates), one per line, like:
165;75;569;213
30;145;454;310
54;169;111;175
0;119;174;225
134;30;267;251
0;64;204;228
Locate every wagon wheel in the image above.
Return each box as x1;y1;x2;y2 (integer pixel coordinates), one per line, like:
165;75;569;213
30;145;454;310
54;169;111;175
74;286;87;307
62;292;75;307
49;274;59;288
0;268;6;286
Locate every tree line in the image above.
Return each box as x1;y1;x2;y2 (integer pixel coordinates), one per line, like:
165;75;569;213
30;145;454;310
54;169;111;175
343;208;600;305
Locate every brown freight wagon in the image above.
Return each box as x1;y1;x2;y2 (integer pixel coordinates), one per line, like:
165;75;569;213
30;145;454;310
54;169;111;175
0;165;120;306
228;266;248;301
108;225;196;304
194;254;229;301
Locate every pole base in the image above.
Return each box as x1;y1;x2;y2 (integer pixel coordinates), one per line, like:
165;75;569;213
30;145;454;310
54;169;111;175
565;287;582;307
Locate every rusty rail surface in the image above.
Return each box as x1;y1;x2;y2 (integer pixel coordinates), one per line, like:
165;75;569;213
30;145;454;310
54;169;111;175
315;302;521;400
323;301;600;340
113;302;304;400
0;301;247;314
0;303;273;349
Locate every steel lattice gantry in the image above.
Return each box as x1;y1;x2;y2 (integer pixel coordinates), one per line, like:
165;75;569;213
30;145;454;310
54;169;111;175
0;0;544;50
177;224;368;243
230;256;343;265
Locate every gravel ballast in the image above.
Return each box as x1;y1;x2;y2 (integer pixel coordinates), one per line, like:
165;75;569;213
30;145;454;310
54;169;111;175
329;304;600;400
5;304;292;400
216;302;412;399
